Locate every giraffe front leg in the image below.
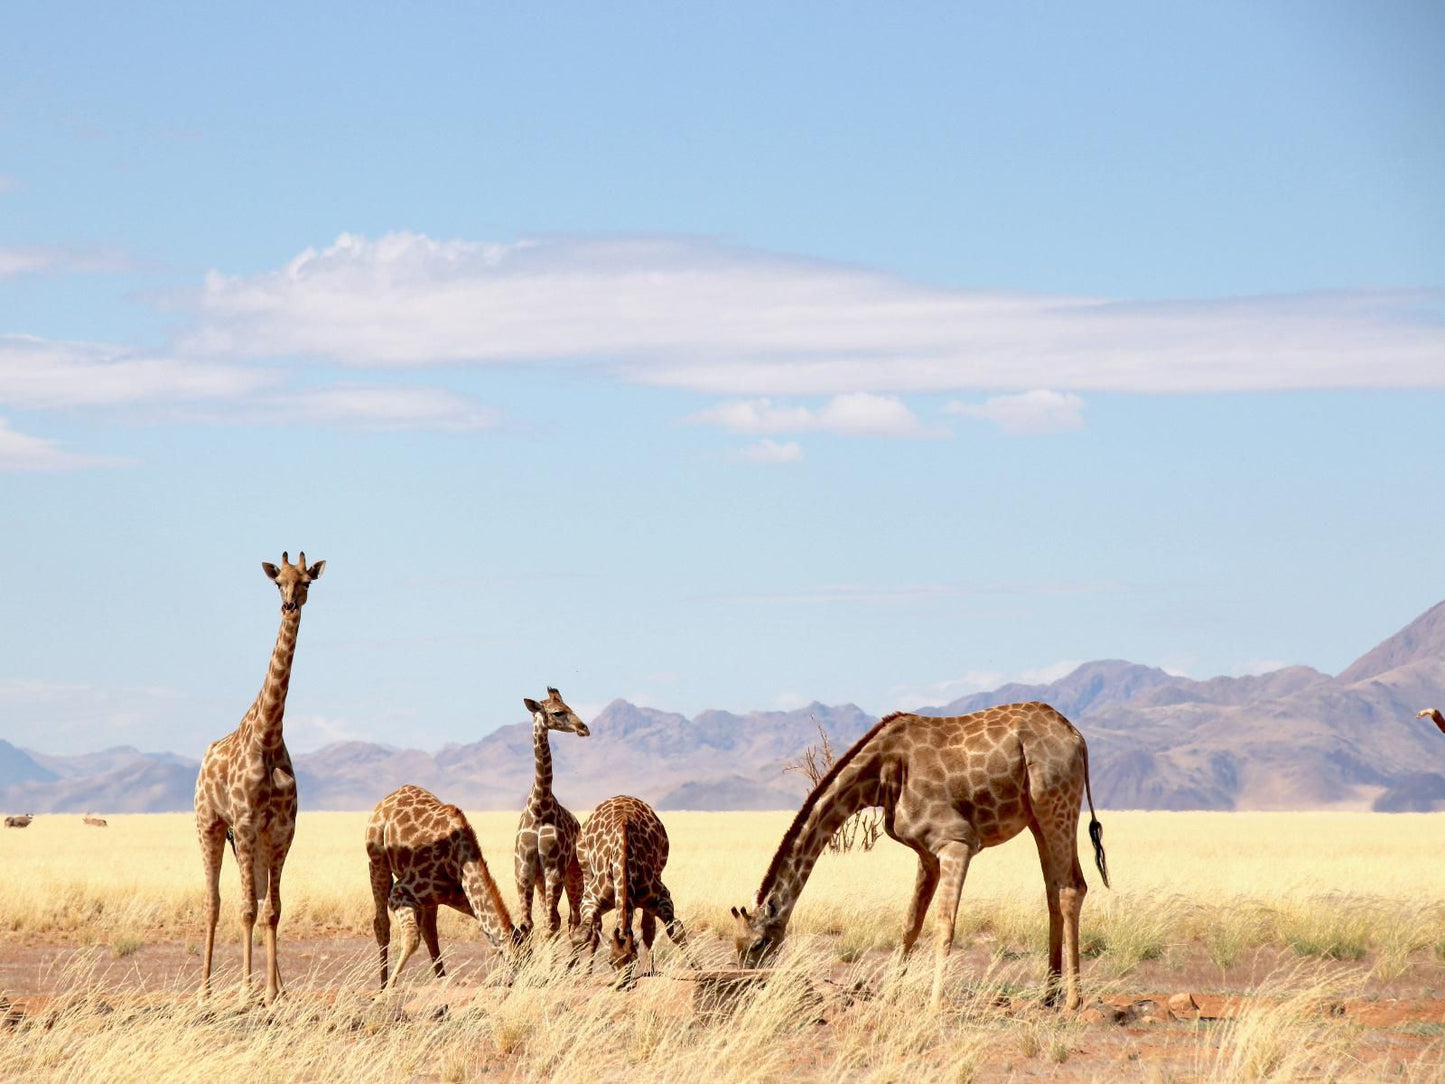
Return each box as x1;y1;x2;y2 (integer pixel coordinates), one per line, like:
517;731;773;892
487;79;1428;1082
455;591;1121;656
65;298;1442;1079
901;850;940;956
929;841;975;1011
197;820;226;1001
420;906;446;979
386;889;423;990
564;857;583;932
650;887;697;970
261;860;285;1005
235;843;260;1005
543;863;566;938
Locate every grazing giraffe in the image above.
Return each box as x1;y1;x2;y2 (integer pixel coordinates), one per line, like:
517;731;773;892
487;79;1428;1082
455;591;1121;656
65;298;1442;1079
572;795;691;980
194;551;323;1005
514;687;590;937
1416;708;1445;735
731;702;1109;1010
367;784;525;989
82;816;108;828
4;814;33;828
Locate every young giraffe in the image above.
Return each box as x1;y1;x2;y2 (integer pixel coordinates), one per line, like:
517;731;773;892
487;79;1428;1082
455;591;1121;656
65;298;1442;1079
194;551;323;1005
572;795;691;980
1415;708;1445;735
367;784;525;989
514;687;590;937
731;702;1109;1010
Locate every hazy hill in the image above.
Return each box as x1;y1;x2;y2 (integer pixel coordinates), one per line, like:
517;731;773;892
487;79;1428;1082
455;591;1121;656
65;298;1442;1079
5;601;1444;814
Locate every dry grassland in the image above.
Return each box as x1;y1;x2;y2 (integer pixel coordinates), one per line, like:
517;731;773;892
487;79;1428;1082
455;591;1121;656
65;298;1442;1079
1;810;1443;1082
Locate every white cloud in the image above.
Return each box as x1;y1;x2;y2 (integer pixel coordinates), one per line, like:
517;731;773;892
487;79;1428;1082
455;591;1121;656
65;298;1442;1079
0;176;19;194
0;335;273;409
946;389;1085;435
733;438;804;464
264;385;497;432
182;231;1445;394
695;392;941;439
0;417;128;472
0;679;185;728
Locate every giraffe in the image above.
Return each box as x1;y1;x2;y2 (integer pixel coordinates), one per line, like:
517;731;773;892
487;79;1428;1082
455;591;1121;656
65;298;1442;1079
193;551;322;1005
730;702;1109;1010
1416;708;1445;735
514;687;590;939
572;795;691;981
367;784;526;989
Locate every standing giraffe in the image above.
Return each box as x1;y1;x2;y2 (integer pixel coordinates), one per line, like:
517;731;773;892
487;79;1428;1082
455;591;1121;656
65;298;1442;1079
572;795;691;980
514;687;590;937
1416;708;1445;735
194;551;323;1004
730;702;1109;1010
367;784;525;989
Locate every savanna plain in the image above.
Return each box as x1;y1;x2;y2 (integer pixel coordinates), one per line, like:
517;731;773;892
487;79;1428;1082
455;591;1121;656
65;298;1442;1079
1;810;1442;1083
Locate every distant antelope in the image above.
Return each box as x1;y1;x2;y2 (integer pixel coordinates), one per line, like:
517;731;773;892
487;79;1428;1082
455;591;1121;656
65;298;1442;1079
83;816;108;828
1416;708;1445;735
4;814;34;828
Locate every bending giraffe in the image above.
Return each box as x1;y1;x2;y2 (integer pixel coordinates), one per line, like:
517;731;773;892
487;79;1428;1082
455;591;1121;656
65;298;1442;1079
514;687;590;937
194;551;323;1004
572;795;691;982
1416;708;1445;735
367;784;525;989
730;702;1109;1010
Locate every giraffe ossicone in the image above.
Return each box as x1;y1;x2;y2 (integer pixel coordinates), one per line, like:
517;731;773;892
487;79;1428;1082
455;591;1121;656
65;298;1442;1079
193;550;324;1006
731;702;1109;1011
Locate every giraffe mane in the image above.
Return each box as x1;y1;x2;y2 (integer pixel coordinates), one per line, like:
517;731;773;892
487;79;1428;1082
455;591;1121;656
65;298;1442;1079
756;713;903;902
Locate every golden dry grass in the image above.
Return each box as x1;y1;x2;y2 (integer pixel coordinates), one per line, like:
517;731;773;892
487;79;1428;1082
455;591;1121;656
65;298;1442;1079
0;810;1442;1082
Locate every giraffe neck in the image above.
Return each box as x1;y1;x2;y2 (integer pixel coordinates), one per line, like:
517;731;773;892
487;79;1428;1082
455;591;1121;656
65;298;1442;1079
754;734;886;930
617;819;631;920
244;607;301;751
528;716;554;807
459;839;516;947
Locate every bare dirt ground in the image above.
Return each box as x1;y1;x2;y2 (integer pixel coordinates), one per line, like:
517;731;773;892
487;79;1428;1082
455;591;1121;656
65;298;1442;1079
3;930;1442;1082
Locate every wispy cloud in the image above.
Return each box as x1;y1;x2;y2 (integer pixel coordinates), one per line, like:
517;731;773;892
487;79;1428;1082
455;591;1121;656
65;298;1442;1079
732;438;804;464
0;335;497;436
0;418;129;472
259;385;498;432
946;389;1085;435
715;580;1112;606
0;335;272;409
183;232;1445;395
0;246;131;279
694;393;940;438
0;176;21;196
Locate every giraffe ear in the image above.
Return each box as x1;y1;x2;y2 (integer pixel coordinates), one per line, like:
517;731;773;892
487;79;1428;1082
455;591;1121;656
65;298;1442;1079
524;698;542;714
306;559;325;580
262;562;280;581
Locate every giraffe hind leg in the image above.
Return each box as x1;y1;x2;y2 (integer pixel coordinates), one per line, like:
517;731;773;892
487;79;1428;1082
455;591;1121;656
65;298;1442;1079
929;840;976;1010
368;848;393;991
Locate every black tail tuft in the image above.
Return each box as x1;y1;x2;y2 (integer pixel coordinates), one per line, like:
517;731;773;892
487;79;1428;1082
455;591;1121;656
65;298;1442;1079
225;826;237;858
1088;816;1109;889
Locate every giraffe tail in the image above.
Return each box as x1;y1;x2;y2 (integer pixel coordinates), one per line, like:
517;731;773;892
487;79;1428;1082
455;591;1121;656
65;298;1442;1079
225;826;237;859
1083;744;1110;889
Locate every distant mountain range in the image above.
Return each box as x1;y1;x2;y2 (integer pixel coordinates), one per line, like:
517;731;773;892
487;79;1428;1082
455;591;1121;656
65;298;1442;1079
5;601;1444;815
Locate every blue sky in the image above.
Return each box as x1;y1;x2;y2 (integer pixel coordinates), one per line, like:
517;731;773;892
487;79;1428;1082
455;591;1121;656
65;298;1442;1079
2;3;1443;756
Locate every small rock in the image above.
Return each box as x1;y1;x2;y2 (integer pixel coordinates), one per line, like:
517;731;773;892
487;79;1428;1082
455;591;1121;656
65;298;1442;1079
1078;1001;1127;1025
1168;992;1201;1021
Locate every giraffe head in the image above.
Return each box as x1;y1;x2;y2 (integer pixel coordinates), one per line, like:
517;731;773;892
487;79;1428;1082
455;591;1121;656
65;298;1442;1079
524;687;590;737
261;551;325;613
730;899;785;968
608;924;637;972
